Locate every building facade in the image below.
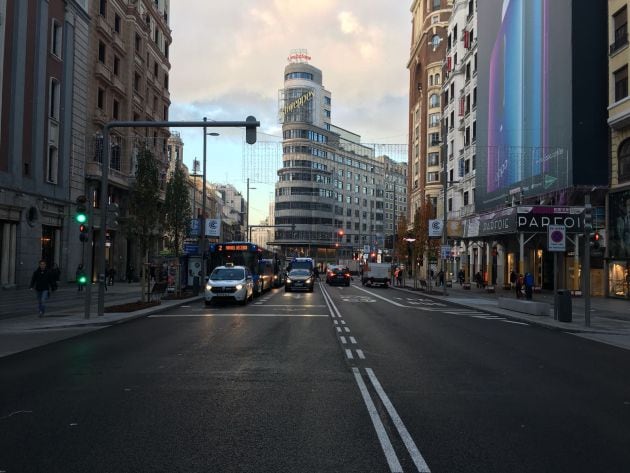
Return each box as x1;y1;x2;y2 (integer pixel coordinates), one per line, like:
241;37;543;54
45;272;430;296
608;0;630;298
273;54;404;266
0;0;90;287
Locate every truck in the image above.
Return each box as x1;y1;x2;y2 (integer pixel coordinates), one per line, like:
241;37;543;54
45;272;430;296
361;262;391;287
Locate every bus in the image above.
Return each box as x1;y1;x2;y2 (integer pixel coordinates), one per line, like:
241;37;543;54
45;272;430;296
209;242;274;296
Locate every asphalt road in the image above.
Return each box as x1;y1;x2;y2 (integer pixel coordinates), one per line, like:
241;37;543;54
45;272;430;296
1;282;629;472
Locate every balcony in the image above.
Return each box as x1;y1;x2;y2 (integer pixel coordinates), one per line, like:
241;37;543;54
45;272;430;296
94;61;112;84
610;31;628;55
96;15;112;39
112;33;126;54
112;76;126;95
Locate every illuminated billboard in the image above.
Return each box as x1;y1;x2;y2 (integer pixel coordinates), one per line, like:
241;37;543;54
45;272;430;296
476;0;607;211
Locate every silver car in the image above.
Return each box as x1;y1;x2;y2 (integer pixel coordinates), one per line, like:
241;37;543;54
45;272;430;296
205;265;254;306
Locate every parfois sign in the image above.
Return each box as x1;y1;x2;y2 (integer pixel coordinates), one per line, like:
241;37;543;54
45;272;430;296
517;206;584;233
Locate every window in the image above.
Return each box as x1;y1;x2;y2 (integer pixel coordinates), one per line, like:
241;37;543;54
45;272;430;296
153;62;158;77
113;99;119;119
99;0;106;16
47;146;58;183
429;132;440;147
164;74;169;90
464;191;469;206
49;79;60;119
429;113;440;127
612;6;628;53
135;33;141;53
134;73;141;92
429;94;440;108
51;20;62;58
427;172;440;182
615;65;628;101
432;0;441;11
427;152;439;167
619;139;630;182
113;56;120;76
114;14;121;33
98;41;106;63
97;88;105;110
448;198;452;212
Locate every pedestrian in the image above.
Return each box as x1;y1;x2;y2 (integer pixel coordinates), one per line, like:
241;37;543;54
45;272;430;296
438;270;445;287
107;266;116;286
458;269;465;285
510;269;517;288
76;264;86;292
30;260;57;317
515;274;524;299
397;267;403;287
524;272;534;300
475;271;483;288
313;266;320;281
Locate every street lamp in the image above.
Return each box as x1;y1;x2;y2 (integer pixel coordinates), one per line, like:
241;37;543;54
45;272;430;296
200;120;220;286
246;178;256;241
439;121;449;296
191;158;201;218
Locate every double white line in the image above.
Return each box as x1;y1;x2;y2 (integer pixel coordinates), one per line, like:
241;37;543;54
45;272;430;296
320;285;431;473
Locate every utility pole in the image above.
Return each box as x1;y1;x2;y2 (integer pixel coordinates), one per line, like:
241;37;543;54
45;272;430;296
583;195;592;327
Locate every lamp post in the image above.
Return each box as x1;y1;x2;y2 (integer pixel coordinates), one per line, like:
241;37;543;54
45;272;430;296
246;178;256;241
200;120;220;286
191;158;201;219
440;121;448;296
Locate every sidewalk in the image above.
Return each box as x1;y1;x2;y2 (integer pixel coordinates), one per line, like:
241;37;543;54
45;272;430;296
0;282;202;357
394;278;630;350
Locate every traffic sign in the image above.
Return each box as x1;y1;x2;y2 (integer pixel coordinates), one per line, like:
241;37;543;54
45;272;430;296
440;245;451;259
548;224;566;252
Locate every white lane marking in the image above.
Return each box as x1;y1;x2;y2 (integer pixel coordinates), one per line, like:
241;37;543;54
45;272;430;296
345;349;354;360
321;285;342;318
471;315;502;319
352;368;403;473
334;320;339;325
344;327;351;333
340;320;347;325
352;285;423;308
336;327;342;333
366;368;431;472
249;304;326;307
181;305;190;308
500;319;529;325
356;349;366;359
444;311;487;315
340;336;347;344
349;336;357;344
151;313;328;318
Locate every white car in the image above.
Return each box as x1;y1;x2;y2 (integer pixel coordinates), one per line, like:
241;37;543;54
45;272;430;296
205;265;254;306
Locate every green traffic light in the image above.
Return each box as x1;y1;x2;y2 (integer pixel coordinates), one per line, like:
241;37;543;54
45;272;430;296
77;275;87;285
76;213;87;224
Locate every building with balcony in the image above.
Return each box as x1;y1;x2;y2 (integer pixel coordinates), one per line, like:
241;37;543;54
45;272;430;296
273;53;394;265
0;0;90;287
407;0;451;226
607;0;630;298
86;0;172;280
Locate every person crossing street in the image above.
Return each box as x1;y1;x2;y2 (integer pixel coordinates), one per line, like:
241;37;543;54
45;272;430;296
29;260;57;317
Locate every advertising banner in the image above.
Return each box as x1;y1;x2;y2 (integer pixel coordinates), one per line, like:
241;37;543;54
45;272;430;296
609;190;630;259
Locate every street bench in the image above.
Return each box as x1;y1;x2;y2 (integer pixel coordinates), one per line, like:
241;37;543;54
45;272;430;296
150;282;168;302
498;297;551;316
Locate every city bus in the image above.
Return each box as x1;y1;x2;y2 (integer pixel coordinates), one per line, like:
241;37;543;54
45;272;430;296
209;242;274;296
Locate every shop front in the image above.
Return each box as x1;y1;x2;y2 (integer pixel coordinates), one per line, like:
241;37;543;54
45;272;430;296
607;189;630;299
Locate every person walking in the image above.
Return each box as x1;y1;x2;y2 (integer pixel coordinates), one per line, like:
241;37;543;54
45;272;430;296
515;274;524;299
524;272;534;300
510;269;517;288
30;260;57;317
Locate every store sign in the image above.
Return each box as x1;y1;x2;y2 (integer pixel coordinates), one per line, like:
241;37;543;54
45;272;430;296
428;219;443;237
280;90;314;118
517;206;584;233
205;218;221;237
478;208;517;236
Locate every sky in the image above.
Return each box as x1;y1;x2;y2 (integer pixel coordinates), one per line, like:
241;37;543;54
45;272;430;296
168;0;412;226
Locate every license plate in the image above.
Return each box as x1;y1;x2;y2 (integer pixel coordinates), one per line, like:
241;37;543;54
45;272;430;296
294;282;303;286
216;292;231;296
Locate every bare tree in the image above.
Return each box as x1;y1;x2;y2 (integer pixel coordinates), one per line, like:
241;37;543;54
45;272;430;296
163;165;191;294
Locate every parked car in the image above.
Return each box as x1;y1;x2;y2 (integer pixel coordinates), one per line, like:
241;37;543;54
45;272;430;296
205;265;254;306
285;269;314;292
326;266;351;286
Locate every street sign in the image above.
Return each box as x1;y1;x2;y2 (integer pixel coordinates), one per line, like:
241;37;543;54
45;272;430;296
548;224;566;252
429;219;443;238
184;243;199;255
440;245;451;259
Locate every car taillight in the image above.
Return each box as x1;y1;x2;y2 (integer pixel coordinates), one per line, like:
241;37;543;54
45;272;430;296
345;273;350;277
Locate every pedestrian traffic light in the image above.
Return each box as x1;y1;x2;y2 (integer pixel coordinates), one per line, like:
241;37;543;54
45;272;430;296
75;195;87;224
79;224;89;243
590;231;601;249
77;272;88;285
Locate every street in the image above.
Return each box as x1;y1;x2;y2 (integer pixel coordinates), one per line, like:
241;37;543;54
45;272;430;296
1;282;630;472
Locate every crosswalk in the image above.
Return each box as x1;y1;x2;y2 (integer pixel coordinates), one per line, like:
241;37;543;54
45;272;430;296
394;297;530;326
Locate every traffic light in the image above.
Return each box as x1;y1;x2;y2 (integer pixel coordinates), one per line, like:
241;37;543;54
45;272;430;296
245;115;257;144
590;231;601;250
108;202;119;228
79;223;89;243
76;272;88;286
75;195;87;224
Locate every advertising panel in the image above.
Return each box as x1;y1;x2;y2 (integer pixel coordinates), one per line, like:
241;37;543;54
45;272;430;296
279;87;314;124
609;190;630;259
477;0;572;211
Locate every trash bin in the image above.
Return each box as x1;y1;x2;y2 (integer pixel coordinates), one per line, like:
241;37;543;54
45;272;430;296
192;276;200;296
556;289;572;322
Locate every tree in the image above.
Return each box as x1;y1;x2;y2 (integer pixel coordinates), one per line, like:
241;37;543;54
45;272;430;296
126;147;161;302
163;165;191;294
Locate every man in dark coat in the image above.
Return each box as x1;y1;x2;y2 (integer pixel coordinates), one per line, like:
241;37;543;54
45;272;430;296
30;260;57;317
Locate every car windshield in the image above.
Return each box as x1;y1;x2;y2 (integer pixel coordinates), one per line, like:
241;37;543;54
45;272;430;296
333;268;348;274
289;269;310;277
210;268;245;281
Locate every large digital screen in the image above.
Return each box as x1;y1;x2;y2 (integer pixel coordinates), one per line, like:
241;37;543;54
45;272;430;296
477;0;572;210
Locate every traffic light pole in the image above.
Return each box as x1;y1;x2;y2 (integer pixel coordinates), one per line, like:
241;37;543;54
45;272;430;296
84;186;95;319
583;196;591;327
97;118;259;317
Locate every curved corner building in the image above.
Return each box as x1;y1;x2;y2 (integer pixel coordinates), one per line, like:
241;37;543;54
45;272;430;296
273;56;399;266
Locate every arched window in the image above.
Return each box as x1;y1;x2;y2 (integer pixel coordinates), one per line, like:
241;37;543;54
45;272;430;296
429;94;440;108
619;139;630;182
435;74;441;85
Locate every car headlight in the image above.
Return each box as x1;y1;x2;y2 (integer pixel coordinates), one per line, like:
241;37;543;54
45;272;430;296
286;278;292;283
306;278;312;284
235;284;243;291
206;284;212;290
